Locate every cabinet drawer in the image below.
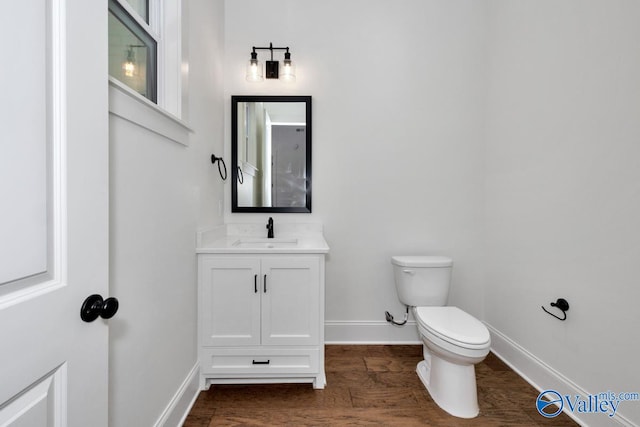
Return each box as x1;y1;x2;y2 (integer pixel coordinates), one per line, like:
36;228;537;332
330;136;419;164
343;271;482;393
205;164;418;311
201;348;319;375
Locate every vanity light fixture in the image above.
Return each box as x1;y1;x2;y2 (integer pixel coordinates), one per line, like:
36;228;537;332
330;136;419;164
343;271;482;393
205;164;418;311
246;43;296;82
122;44;145;77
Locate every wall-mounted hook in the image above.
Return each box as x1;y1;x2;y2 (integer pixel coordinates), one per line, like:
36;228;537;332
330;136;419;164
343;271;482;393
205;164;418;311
542;298;569;321
211;154;227;181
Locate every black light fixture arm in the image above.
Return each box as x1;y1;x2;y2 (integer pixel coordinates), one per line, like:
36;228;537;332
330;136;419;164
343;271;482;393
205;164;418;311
251;43;291;58
125;44;146;62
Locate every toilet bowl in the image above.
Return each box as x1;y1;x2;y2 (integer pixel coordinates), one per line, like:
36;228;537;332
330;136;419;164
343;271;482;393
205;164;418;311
413;306;490;418
390;256;491;418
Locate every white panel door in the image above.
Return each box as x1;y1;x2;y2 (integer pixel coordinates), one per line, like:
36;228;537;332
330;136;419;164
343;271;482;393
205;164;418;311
261;257;320;346
200;257;261;347
0;0;109;426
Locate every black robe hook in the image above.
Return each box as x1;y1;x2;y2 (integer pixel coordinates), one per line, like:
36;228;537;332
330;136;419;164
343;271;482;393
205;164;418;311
542;298;569;321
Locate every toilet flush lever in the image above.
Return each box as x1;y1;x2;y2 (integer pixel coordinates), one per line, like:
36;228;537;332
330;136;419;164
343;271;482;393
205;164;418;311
402;269;415;275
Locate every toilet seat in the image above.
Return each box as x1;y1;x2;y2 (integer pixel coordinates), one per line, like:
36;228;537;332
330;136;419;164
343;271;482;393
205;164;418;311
414;307;490;350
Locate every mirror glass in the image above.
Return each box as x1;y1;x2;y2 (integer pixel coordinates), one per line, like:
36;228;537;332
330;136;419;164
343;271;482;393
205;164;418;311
232;96;312;213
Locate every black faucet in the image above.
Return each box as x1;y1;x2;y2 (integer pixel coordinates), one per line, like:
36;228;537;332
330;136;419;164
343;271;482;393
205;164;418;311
266;217;274;238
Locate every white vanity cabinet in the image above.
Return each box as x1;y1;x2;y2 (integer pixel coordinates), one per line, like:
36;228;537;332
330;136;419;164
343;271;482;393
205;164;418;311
198;253;326;389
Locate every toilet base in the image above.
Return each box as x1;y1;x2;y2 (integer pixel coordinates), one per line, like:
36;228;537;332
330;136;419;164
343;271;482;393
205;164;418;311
416;355;480;418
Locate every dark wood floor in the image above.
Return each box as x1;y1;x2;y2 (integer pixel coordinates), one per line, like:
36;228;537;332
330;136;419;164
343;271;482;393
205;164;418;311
184;345;577;426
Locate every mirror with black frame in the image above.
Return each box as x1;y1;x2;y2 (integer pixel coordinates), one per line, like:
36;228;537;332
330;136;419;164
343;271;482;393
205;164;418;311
232;95;312;213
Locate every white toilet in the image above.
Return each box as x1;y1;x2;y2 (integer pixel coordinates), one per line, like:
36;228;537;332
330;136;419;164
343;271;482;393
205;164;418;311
391;255;490;419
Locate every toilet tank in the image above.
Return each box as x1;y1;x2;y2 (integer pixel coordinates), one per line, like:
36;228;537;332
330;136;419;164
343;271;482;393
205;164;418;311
391;256;453;307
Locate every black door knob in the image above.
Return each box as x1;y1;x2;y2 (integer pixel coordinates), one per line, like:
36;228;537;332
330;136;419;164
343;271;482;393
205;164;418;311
81;294;119;322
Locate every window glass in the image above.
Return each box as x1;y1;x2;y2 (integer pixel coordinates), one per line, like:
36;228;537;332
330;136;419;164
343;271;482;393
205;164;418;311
125;0;149;23
108;1;157;102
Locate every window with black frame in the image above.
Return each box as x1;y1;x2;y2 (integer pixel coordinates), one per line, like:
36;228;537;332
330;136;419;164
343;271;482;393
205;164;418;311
108;0;157;103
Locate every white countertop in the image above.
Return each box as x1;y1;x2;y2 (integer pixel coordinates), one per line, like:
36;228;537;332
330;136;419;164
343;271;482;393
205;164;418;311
196;223;330;254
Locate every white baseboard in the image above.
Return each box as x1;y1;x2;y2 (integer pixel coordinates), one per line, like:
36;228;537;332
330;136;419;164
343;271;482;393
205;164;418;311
487;324;637;427
154;362;200;427
325;320;421;344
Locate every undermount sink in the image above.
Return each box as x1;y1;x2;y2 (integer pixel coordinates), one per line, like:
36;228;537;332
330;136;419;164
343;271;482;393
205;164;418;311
232;238;299;249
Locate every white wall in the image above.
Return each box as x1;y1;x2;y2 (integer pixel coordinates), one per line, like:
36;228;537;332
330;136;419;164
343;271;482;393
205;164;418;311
108;1;225;425
220;1;640;424
485;1;640;425
224;0;488;341
189;0;226;231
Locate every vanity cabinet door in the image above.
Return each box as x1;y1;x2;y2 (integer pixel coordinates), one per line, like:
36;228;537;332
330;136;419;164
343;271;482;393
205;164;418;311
199;257;261;346
261;257;320;346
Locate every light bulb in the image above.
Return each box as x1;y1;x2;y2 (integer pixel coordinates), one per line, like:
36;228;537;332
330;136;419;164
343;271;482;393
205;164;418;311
281;60;296;82
246;52;263;82
123;61;135;77
123;46;136;77
282;51;296;82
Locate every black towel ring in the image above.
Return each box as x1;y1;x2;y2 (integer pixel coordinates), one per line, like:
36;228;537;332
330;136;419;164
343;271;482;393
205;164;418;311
237;166;244;184
211;154;227;181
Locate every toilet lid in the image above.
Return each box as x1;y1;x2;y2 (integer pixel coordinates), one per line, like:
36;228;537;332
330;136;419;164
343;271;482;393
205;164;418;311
391;256;453;268
415;306;490;347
